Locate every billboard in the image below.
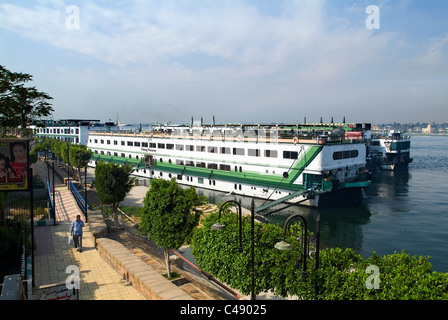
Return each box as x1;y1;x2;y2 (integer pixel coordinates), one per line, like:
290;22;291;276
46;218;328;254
0;139;29;191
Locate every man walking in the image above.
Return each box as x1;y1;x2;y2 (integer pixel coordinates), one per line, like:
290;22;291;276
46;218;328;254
71;215;85;252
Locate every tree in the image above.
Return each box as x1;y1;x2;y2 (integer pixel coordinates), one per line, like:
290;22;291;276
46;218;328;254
0;65;53;137
94;161;135;226
139;178;206;278
69;145;92;183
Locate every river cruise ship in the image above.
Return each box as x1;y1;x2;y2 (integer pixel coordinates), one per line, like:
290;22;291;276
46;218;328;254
86;121;371;208
367;130;413;170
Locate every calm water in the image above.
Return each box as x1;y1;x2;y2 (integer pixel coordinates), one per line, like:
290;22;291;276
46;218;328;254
197;135;448;272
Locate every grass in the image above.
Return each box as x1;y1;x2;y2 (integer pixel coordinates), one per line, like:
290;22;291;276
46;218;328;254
162;272;181;280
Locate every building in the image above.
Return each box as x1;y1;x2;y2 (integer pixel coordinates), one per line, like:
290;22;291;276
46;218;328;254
29;119;112;144
422;124;433;134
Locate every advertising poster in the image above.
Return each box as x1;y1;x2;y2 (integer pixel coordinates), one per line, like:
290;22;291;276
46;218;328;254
0;139;29;191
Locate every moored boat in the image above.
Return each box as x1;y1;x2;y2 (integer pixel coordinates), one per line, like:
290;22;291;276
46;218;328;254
86;121;371;208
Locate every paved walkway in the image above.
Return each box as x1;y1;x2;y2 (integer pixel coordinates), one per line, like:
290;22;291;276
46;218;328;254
33;167;146;299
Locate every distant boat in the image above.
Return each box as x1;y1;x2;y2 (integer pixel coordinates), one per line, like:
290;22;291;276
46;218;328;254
116;114;129;127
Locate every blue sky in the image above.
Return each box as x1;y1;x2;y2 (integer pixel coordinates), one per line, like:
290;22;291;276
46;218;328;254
1;0;447;125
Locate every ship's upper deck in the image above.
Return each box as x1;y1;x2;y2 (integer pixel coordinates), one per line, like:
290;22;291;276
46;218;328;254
89;122;370;145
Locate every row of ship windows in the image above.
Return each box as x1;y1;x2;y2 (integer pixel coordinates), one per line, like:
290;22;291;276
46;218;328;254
93;150;244;172
35;128;79;134
91;139;299;159
100;167;282;194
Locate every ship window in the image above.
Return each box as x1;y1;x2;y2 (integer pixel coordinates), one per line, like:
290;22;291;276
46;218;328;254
283;151;298;159
107;140;111;145
208;163;218;170
121;153;125;157
177;174;183;180
196;145;206;152
186;161;195;167
176;160;184;165
127;141;133;146
198;178;204;184
121;141;125;146
142;142;148;147
248;149;260;157
114;140;118;145
158;143;165;149
196;162;206;168
134;142;141;147
333;150;359;160
176;144;184;151
208;146;217;153
167;144;174;150
221;147;231;154
233;148;245;155
94;139;98;143
186;145;194;151
114;152;118;157
101;140;104;144
265;150;278;158
150;143;156;148
220;164;231;171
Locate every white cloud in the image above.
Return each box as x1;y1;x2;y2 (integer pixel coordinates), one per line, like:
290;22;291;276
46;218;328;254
1;0;447;124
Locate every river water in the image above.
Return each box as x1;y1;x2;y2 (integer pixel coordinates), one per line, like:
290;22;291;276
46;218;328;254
196;135;448;273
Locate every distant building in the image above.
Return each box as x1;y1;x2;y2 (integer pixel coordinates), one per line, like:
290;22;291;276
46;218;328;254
422;124;433;134
29;119;114;145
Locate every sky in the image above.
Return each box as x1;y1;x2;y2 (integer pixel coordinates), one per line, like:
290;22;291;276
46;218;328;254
1;0;447;125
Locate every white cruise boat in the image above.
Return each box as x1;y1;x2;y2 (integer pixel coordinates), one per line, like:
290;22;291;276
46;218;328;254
86;121;371;209
367;130;413;170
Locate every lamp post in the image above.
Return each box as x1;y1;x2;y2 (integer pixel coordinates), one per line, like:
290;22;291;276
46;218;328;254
275;214;309;280
211;199;255;300
275;211;322;299
66;142;70;189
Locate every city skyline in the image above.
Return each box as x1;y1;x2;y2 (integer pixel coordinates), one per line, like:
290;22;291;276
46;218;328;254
1;0;447;125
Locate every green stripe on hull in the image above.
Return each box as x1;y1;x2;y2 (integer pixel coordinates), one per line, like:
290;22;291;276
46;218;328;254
92;145;323;191
285;145;322;186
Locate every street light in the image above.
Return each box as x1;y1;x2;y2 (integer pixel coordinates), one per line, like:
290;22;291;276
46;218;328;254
275;214;309;280
211;199;255;300
212;200;243;252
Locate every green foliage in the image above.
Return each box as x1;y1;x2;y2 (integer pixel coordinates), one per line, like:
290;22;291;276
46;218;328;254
94;160;135;224
139;178;206;250
94;160;134;206
0;65;53;136
192;212;448;299
191;210;312;297
0;219;32;280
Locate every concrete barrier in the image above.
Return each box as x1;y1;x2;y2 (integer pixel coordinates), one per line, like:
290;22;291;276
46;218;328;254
96;238;193;300
87;210;108;244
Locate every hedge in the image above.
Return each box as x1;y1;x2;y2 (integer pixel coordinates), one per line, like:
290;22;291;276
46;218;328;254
191;211;448;299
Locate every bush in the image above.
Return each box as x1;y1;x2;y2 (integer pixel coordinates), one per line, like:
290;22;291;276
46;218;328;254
191;212;448;300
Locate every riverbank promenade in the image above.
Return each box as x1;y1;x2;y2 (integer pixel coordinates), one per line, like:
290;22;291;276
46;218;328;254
33;185;146;300
32;160;146;300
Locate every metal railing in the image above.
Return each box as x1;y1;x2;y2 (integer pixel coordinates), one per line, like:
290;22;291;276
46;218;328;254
47;180;55;221
69;180;90;221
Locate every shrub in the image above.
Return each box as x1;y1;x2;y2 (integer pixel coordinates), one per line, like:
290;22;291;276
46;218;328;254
192;212;448;299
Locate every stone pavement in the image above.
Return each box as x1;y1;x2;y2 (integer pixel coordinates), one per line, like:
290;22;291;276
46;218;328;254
33;185;146;300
